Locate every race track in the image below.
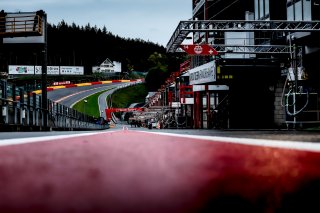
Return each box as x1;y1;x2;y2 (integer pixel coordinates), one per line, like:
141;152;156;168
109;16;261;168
0;129;320;212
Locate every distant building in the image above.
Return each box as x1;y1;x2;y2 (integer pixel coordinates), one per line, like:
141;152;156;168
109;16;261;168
92;58;122;74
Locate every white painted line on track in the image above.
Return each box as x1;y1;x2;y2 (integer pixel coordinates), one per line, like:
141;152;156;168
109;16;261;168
0;131;119;147
2;129;320;153
136;131;320;153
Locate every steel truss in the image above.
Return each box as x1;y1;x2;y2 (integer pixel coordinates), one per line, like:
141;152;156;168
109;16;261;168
199;44;291;55
167;20;320;53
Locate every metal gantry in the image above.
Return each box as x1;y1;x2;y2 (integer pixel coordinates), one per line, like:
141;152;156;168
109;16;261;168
167;20;320;53
177;44;292;55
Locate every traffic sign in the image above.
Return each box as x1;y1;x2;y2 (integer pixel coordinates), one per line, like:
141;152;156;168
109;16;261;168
180;44;219;56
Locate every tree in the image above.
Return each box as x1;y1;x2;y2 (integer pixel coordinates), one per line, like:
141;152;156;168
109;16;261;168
145;52;169;91
1;20;182;83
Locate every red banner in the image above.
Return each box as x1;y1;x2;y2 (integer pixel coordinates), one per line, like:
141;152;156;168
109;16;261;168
180;44;218;56
106;108;144;113
105;108;144;120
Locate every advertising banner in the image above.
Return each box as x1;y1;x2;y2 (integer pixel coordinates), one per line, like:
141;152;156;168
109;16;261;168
35;66;60;75
47;66;60;75
60;66;84;75
180;44;218;56
8;65;34;75
53;81;71;86
188;61;216;85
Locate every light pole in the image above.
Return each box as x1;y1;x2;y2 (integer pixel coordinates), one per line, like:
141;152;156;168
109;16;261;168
83;99;87;115
41;11;48;129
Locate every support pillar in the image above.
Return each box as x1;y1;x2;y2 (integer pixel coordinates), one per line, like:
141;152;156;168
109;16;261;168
41;12;48;130
206;91;211;129
194;92;201;129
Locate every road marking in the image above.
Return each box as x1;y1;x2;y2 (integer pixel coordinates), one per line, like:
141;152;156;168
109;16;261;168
55;87;106;103
136;130;320;153
1;130;320;153
0;131;118;147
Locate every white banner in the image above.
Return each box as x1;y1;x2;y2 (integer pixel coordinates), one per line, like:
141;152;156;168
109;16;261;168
53;81;71;86
35;66;60;75
188;61;216;85
8;65;35;75
60;66;84;75
288;67;307;81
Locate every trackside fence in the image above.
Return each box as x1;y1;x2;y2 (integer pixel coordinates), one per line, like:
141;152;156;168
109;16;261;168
0;80;109;131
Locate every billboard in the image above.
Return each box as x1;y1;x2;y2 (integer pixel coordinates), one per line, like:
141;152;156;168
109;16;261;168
8;65;35;75
35;66;60;75
9;65;84;75
188;61;216;85
3;12;45;44
60;66;84;75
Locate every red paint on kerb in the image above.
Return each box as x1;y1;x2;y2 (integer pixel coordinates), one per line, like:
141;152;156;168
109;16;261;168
91;82;102;85
64;84;77;88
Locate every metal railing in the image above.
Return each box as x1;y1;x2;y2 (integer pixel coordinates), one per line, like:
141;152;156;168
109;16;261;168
0;14;43;37
0;80;108;131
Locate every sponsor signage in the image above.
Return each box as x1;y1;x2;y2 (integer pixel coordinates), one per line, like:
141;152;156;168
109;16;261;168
48;66;60;75
60;66;84;75
9;65;84;75
53;81;71;86
35;66;60;75
8;65;34;75
180;44;218;56
188;61;216;85
193;85;229;92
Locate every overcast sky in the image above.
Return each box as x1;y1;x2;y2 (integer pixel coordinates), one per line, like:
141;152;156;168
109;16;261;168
1;0;192;47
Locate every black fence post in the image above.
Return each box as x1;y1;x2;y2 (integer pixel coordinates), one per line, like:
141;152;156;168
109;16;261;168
19;88;24;125
41;12;48;130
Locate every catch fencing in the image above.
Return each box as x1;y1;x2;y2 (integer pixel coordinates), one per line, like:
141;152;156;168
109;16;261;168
0;80;108;131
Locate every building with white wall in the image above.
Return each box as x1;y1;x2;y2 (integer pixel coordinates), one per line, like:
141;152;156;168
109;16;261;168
92;58;122;74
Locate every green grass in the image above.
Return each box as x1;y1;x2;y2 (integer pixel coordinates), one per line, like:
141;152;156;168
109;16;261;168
73;89;113;118
111;84;148;108
72;84;148;118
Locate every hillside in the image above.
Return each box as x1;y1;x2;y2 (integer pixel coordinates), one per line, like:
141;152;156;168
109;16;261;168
0;21;184;91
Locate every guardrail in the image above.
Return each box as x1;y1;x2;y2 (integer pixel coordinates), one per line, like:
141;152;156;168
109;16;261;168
0;80;108;131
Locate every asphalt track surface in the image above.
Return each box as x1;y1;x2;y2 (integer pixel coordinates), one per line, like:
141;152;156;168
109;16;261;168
1;128;320;213
47;83;122;107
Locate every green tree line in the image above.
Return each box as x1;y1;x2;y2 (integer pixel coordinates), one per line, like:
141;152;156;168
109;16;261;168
0;20;185;91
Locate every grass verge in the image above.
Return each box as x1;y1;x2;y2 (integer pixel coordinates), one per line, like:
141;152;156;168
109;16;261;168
72;84;147;118
73;89;113;118
111;84;148;108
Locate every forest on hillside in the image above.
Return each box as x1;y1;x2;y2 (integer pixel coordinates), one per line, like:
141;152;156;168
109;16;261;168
0;20;185;91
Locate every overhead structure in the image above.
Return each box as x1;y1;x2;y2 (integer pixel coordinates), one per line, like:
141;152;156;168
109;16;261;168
211;44;292;55
0;12;43;38
0;10;48;130
167;20;320;53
